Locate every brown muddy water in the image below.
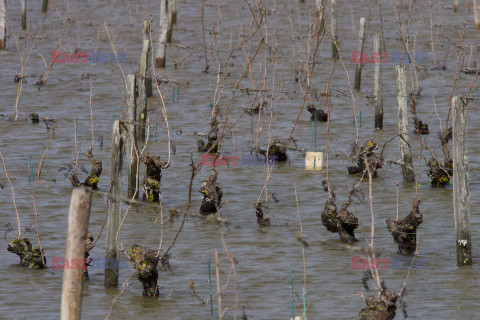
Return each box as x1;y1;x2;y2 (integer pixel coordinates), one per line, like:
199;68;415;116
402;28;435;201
1;0;480;319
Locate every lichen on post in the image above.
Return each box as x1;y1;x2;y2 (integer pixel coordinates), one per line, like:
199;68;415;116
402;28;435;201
7;238;46;269
199;169;223;216
126;244;170;297
83;147;102;190
140;153;169;202
386;198;423;255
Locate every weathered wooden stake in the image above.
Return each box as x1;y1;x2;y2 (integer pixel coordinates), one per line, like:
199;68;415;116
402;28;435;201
374;34;383;130
155;0;168;68
354;17;366;90
330;0;338;60
396;65;415;182
166;0;175;43
171;0;178;24
454;0;460;12
61;188;92;320
452;96;472;266
105;121;128;287
21;0;26;30
137;20;151;142
315;0;325;35
126;75;139;199
474;0;480;28
42;0;48;13
0;0;5;50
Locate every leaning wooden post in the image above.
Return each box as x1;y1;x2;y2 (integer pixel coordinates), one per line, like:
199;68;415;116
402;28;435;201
42;0;48;13
474;0;480;28
0;0;6;50
354;17;366;90
155;0;168;68
452;96;472;266
126;75;139;199
330;0;338;60
166;0;175;43
396;65;415;182
21;0;26;30
61;188;92;320
374;34;383;130
105;121;127;287
137;20;151;142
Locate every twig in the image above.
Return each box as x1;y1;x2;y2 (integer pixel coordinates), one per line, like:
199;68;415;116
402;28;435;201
0;152;21;238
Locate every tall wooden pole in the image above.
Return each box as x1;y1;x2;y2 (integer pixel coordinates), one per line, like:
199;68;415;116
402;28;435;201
105;121;128;286
452;96;472;266
454;0;460;12
61;188;92;320
395;65;415;182
374;34;383;130
126;75;139;199
0;0;5;50
137;21;151;142
42;0;49;13
155;0;168;68
21;0;26;30
166;0;174;43
354;17;366;90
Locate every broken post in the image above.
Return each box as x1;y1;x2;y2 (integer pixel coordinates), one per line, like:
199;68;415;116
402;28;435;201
105;120;127;287
155;0;168;68
330;0;338;60
0;0;5;50
126;75;139;199
452;96;472;266
61;188;92;320
166;0;175;43
42;0;48;13
374;34;383;130
137;20;151;142
354;17;366;90
396;65;415;182
21;0;26;30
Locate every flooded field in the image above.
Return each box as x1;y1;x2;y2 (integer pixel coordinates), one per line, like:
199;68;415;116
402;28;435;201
0;0;479;319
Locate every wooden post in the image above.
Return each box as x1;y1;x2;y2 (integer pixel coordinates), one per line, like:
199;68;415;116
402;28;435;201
454;0;460;12
42;0;48;13
374;34;383;130
452;96;472;266
166;0;174;43
330;0;338;60
137;21;151;142
126;75;139;199
105;121;128;287
395;65;415;182
474;0;480;28
61;188;92;320
171;0;177;24
21;0;26;30
315;0;325;35
354;17;366;90
0;0;5;50
155;0;168;68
